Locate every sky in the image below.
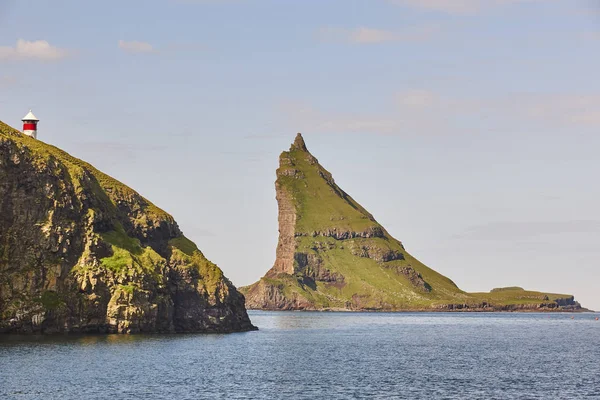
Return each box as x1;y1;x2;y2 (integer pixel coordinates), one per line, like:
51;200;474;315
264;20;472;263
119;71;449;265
1;0;599;310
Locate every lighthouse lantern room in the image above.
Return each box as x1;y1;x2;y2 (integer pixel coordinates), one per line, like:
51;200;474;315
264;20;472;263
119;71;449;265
22;110;39;139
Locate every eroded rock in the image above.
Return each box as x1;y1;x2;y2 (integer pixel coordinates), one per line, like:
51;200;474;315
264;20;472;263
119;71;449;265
0;121;256;334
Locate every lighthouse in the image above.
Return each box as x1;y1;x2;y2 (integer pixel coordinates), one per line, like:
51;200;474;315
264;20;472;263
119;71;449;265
22;110;39;139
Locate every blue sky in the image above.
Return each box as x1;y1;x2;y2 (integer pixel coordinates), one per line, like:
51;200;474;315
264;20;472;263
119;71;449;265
1;0;600;310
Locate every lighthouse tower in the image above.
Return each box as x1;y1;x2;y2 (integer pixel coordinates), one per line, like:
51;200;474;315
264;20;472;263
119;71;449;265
22;110;39;139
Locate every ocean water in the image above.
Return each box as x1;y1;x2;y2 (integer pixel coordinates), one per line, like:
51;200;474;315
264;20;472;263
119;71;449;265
1;311;599;399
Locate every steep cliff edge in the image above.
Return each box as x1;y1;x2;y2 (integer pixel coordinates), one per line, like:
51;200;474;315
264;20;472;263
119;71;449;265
241;134;582;312
0;120;256;333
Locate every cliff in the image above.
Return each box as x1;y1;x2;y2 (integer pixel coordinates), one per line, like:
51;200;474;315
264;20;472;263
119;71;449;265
0;120;256;333
241;134;582;312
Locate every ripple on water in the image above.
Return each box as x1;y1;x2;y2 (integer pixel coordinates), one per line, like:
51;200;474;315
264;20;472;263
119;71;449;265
1;312;599;399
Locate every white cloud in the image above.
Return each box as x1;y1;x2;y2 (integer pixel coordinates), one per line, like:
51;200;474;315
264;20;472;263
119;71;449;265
524;94;600;127
389;0;482;14
396;89;441;107
118;40;156;54
0;76;17;87
170;0;244;3
583;31;600;41
0;39;69;62
279;101;403;134
351;28;401;43
317;25;437;44
278;90;600;136
388;0;551;15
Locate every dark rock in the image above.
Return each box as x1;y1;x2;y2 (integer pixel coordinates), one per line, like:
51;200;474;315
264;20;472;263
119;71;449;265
0;122;256;334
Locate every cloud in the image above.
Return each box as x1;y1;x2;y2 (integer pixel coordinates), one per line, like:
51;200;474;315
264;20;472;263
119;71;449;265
506;94;600;128
396;89;441;107
0;39;69;62
279;89;467;135
317;25;437;44
278;90;600;136
279;101;404;135
170;0;244;3
0;75;17;87
389;0;482;14
457;220;600;240
388;0;550;15
118;40;156;54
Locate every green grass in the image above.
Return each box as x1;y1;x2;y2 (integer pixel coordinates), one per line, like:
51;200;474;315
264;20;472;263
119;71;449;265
102;224;143;255
285;234;469;309
168;236;199;257
0;120;172;221
98;223;166;282
245;135;576;310
265;138;469;308
2;118;233;307
277;147;379;234
168;238;226;296
254;234;575;308
491;286;525;292
2;118;176;283
100;244;165;279
100;247;135;273
470;288;572;305
118;284;136;295
196;255;225;294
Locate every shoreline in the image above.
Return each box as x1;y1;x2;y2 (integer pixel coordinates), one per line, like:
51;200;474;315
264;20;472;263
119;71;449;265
246;308;595;313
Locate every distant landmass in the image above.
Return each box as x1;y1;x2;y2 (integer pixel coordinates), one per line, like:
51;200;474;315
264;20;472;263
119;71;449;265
241;134;583;312
0;120;256;333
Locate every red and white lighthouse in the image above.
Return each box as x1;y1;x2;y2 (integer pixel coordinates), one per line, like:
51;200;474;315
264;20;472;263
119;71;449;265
22;110;39;139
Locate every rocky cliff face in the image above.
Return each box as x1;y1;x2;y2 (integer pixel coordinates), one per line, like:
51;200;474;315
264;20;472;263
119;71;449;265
0;120;256;333
241;133;583;312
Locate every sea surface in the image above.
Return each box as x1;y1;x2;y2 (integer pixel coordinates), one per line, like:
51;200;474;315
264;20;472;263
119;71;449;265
1;311;599;399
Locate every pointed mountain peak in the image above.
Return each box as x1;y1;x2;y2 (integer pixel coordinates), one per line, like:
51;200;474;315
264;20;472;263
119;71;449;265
242;136;583;313
290;132;308;152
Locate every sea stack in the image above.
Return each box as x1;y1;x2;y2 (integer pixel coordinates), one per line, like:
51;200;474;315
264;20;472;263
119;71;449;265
241;133;583;312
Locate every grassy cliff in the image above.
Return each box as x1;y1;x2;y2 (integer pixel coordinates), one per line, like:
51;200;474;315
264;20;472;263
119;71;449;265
241;134;582;312
0;120;256;333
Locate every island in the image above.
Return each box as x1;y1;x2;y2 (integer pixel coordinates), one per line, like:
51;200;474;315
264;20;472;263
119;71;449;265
241;134;583;312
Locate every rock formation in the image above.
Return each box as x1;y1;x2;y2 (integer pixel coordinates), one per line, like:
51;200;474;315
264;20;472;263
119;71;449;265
0;120;256;333
241;133;582;312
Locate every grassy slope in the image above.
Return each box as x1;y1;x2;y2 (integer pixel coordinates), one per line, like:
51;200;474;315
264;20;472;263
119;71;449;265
276;144;467;308
251;136;574;309
278;147;377;234
469;289;572;306
0;120;225;291
0;120;169;221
